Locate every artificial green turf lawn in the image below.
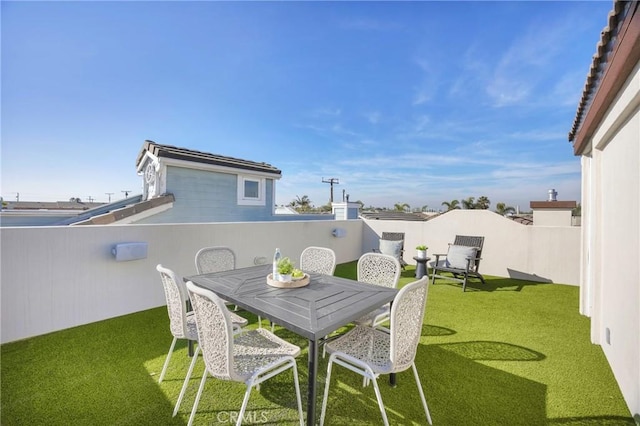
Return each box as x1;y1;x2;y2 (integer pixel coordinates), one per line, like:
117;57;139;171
1;263;634;425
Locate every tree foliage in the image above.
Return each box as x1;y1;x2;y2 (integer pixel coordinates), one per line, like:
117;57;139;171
441;199;460;211
495;202;516;215
394;202;410;212
475;196;491;210
289;195;312;212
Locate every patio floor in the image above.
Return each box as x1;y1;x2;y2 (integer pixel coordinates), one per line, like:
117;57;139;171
1;263;634;425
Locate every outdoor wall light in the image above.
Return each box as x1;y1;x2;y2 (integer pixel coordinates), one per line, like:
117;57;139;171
111;242;148;261
332;228;347;238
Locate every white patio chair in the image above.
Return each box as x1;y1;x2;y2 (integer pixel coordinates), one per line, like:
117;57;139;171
300;246;337;275
185;281;304;426
156;264;202;417
195;246;249;328
270;246;336;332
353;253;401;331
320;276;432;426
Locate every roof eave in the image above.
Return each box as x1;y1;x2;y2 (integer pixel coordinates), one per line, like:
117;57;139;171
570;2;640;156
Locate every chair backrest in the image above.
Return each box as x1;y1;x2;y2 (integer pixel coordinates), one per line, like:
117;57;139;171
453;235;484;270
300;246;336;275
389;276;429;372
156;264;190;339
378;232;406;264
357;253;401;288
381;232;405;247
185;281;242;382
195;246;236;274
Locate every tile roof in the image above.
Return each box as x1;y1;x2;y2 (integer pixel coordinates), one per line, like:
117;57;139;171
569;1;640;151
136;140;281;176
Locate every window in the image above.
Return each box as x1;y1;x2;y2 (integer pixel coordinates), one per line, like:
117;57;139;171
244;180;259;198
237;175;266;206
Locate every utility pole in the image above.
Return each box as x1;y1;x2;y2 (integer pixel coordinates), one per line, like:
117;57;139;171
121;190;131;198
105;192;114;202
87;196;94;203
322;178;339;203
15;192;19;202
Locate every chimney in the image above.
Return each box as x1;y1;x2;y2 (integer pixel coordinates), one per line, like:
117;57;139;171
530;190;576;226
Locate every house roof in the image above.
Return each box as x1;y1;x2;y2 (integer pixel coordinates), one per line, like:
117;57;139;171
569;0;640;154
360;211;434;221
530;201;577;209
136;140;281;176
3;201;104;211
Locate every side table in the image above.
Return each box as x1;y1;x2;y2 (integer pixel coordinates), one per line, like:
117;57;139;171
413;256;431;279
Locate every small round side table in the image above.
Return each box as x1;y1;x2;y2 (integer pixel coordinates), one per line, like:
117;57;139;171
413;256;431;279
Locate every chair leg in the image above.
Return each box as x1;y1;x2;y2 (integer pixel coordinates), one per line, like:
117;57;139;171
319;357;335;426
412;363;432;425
187;369;208;426
291;361;304;426
236;385;253;426
159;337;178;382
173;345;200;417
371;377;390;426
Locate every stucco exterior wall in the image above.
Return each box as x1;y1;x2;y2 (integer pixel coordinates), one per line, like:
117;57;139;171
0;220;363;344
363;209;580;285
0;209;583;345
532;209;573;226
582;59;640;418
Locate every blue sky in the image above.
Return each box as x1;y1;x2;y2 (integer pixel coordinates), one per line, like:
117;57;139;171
2;1;612;211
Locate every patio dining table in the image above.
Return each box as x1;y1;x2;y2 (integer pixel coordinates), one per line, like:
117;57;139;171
184;263;398;426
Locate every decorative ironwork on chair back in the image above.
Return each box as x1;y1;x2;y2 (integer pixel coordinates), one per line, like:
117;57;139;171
300;246;336;275
195;246;236;274
157;265;190;339
186;283;239;382
390;277;429;371
357;253;401;288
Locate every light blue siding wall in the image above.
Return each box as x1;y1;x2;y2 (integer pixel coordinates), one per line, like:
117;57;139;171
136;166;275;223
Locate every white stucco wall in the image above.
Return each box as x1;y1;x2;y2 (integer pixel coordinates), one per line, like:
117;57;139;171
0;220;363;344
581;59;640;418
363;209;580;285
532;209;573;226
1;211;582;345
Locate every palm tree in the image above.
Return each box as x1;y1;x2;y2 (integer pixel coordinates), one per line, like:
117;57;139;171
441;199;460;211
462;197;476;209
495;202;516;215
394;202;410;212
476;196;491;210
290;195;312;212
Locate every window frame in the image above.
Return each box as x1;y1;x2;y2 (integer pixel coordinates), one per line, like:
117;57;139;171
237;175;266;206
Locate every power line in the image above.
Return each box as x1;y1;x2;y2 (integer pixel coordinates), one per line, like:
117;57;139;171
121;190;131;198
321;178;339;203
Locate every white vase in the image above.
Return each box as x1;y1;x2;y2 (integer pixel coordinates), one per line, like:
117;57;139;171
279;273;292;282
417;250;427;259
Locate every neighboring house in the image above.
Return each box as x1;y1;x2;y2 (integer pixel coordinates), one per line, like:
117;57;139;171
568;0;639;418
0;200;105;227
134;140;282;223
